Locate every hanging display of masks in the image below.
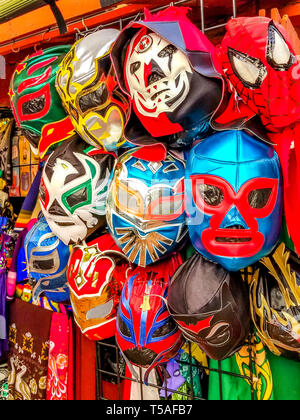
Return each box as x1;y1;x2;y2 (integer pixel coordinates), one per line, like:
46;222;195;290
56;29;130;152
185;130;283;271
9;46;75;157
116;254;184;383
67;233;130;341
24;217;70;303
106;145;187;267
5;3;300;401
39;135;116;245
167;252;251;360
250;243;300;361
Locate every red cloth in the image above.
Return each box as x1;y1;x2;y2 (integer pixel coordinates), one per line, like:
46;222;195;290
75;325;96;400
46;312;74;400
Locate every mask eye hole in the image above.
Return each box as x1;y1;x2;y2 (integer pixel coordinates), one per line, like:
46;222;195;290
198;183;224;206
248;188;272;209
228;47;267;89
130;61;141;75
22;95;45;115
118;316;131;338
158;44;177;58
32;258;55;271
267;22;295;71
66;187;88;210
79;84;109;113
152;319;177;338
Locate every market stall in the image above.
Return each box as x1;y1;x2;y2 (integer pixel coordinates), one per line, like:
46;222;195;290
0;0;299;402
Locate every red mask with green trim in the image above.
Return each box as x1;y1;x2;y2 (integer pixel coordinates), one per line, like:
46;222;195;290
9;46;75;157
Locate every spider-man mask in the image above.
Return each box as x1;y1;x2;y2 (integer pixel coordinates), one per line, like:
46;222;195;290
56;29;130;152
250;243;300;361
24;217;70;303
219;17;300;131
106;146;187;267
9;46;75;156
116;255;184;383
185;130;283;271
67;233;129;341
168;252;251;360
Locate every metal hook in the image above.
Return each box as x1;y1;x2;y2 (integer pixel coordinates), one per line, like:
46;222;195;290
11;40;20;53
81;17;88;32
42;28;52;43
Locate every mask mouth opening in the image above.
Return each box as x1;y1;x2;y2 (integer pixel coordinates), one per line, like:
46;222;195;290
215;225;251;243
124;347;157;367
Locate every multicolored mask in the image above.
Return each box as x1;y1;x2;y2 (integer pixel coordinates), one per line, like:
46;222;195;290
39;136;115;245
24;217;70;303
106;146;187;266
67;233;129;341
116;255;184;382
9;46;75;157
185;130;283;271
250;243;300;360
56;29;130;152
219;17;300;131
110;6;223;149
168;252;251;360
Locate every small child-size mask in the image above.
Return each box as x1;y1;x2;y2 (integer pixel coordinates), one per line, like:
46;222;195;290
39;136;115;245
250;243;300;361
116;254;184;383
24;217;70;303
56;29;129;152
185;130;283;271
67;233;129;341
167;252;251;360
9;46;75;157
106;146;187;267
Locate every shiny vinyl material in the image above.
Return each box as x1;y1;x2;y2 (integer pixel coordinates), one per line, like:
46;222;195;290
39;136;116;245
56;29;130;151
24;217;70;303
67;233;129;341
185;130;283;271
250;243;300;361
168;252;251;360
106;147;187;267
9;46;73;155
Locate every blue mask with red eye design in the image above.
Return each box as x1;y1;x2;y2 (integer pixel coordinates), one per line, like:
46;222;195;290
106;146;187;267
185;130;283;271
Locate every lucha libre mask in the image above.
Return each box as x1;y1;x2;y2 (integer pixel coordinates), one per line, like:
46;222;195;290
110;6;223;149
67;233;130;341
24;217;70;303
39;136;116;245
56;29;130;152
185;130;283;271
9;46;75;156
106;146;187;267
167;252;251;360
219;17;300;130
250;243;300;360
116;254;184;383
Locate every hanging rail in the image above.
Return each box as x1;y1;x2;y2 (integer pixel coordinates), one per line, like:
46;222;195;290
5;0;238;51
